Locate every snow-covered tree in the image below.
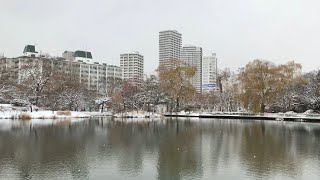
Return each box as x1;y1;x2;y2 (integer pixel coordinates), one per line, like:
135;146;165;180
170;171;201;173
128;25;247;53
216;68;240;112
268;75;305;112
17;59;55;109
54;74;85;111
133;75;167;111
122;81;139;111
303;71;320;111
107;77;123;97
0;64;16;103
95;97;110;112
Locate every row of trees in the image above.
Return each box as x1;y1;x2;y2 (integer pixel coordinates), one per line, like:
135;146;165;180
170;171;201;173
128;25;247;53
0;58;236;113
156;59;320;113
0;60;101;111
1;58;319;113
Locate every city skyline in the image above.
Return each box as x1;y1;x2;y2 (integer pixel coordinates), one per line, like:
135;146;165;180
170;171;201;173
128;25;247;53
1;0;320;74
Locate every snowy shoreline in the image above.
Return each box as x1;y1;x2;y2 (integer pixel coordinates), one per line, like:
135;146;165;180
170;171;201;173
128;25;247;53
113;111;162;119
164;111;320;122
0;110;112;120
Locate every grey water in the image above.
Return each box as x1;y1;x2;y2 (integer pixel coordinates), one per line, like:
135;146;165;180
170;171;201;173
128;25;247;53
0;117;320;180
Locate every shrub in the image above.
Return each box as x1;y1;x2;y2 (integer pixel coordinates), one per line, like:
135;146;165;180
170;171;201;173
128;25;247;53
10;99;30;107
19;113;31;120
56;111;71;116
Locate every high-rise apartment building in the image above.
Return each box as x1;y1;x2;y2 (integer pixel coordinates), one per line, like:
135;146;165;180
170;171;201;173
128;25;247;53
181;45;203;92
120;52;144;86
202;53;218;92
159;30;182;65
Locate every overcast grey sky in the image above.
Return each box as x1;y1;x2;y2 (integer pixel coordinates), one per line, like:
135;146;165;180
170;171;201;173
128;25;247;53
1;0;320;73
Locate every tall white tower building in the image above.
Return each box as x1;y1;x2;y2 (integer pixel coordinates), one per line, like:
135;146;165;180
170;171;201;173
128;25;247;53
202;53;218;92
120;52;144;86
159;30;182;65
181;45;203;92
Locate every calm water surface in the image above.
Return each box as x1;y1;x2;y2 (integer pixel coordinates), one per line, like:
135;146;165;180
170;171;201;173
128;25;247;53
0;117;320;180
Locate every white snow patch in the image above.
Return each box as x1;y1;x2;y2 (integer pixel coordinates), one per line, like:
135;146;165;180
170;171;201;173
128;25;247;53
113;111;162;119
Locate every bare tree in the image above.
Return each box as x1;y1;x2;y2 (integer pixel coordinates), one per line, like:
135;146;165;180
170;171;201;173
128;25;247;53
157;59;196;111
238;60;301;113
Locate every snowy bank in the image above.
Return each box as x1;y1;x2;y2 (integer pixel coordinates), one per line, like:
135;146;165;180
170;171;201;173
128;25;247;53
0;110;112;120
165;111;200;117
0;110;91;119
0;104;113;119
113;111;162;118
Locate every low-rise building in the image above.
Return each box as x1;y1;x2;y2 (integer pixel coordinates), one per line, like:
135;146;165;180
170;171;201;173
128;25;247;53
0;46;122;93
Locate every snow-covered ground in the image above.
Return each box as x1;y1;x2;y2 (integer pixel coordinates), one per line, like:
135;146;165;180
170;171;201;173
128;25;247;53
0;110;92;119
0;104;113;120
173;111;200;117
0;111;92;119
113;111;162;118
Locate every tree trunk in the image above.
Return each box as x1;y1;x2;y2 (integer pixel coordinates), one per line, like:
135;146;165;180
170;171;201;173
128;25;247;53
176;98;180;112
166;103;169;113
260;103;265;113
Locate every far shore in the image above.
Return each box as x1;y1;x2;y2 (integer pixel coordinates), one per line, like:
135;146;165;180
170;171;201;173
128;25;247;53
0;110;113;120
164;111;320;122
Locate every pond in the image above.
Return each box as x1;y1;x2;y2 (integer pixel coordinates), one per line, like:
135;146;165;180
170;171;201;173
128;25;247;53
0;117;319;180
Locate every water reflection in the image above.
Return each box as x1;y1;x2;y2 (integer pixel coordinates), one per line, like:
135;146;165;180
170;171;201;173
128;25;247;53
0;118;319;179
157;119;203;180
